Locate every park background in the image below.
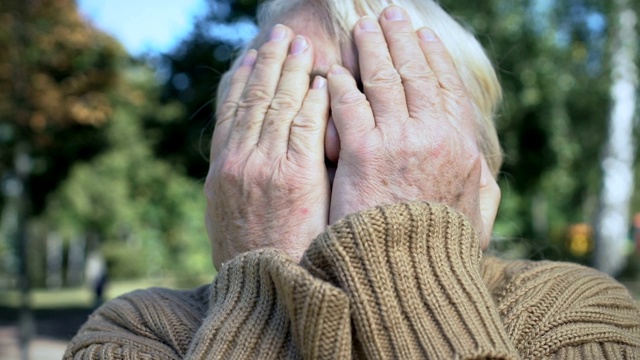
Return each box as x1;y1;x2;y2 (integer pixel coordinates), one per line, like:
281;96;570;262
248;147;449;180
0;0;639;358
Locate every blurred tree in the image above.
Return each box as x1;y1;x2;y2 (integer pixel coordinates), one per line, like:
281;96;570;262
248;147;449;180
441;0;628;263
45;63;213;282
0;0;122;354
1;0;214;288
148;0;258;180
0;0;122;213
594;0;637;276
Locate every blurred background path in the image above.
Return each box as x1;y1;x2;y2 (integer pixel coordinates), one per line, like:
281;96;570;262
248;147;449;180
1;326;68;360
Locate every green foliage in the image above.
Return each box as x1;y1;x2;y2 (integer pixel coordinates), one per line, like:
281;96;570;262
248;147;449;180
0;0;123;214
45;64;213;280
146;0;259;180
1;0;216;285
440;0;622;261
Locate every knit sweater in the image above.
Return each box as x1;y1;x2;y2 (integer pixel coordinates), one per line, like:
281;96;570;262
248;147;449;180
64;202;640;359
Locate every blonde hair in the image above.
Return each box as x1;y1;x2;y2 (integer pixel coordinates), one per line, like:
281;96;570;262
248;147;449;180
217;0;503;175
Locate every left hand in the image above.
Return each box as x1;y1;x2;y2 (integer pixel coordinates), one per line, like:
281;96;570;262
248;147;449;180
205;28;331;269
327;6;499;247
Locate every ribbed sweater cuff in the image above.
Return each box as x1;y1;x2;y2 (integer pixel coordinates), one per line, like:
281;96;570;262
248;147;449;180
301;202;519;359
186;249;351;360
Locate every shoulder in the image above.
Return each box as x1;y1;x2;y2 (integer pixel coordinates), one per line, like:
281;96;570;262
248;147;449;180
482;256;637;305
68;285;210;358
482;256;640;356
96;285;210;332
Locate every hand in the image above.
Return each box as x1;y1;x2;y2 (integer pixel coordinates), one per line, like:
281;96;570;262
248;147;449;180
205;25;330;269
327;6;499;246
479;156;501;249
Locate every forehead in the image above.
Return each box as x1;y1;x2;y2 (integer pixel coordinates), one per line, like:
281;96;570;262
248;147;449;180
282;14;357;77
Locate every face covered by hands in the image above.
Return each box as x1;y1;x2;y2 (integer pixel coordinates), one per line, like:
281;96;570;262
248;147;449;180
205;5;501;269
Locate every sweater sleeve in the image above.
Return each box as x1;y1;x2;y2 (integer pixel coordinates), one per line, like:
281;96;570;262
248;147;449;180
183;249;351;359
483;256;640;359
300;202;520;359
299;201;640;359
64;249;352;360
63;286;212;359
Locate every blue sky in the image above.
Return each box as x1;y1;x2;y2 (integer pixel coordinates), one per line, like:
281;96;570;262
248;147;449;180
77;0;207;56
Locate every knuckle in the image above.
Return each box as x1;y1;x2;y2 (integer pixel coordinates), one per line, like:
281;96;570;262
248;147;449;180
256;45;284;64
240;85;272;108
280;65;305;78
217;155;247;181
364;66;401;87
420;127;478;164
335;89;368;107
291;113;320;132
439;74;466;97
204;170;225;201
397;59;432;81
269;92;300;112
216;101;237;120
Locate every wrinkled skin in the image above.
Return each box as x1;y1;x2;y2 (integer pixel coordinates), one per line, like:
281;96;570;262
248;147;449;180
205;6;501;270
205;27;330;269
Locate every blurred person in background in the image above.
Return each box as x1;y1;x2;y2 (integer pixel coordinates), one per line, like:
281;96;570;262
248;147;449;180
85;251;108;308
64;0;640;358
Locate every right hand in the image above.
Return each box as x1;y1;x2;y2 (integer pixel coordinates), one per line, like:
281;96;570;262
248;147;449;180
326;7;493;245
205;25;330;270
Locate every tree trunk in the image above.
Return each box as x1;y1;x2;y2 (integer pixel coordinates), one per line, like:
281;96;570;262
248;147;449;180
594;0;638;276
67;234;86;286
46;232;63;288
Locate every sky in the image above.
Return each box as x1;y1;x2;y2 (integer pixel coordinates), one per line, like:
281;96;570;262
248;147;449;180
77;0;207;56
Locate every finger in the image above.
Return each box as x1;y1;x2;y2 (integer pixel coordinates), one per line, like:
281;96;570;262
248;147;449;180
324;116;340;164
260;35;314;155
211;50;257;157
379;6;439;118
416;28;471;116
353;16;409;124
479;156;500;250
229;24;294;150
288;76;330;165
327;65;375;144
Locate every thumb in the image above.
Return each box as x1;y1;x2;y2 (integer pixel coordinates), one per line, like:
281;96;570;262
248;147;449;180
478;156;501;250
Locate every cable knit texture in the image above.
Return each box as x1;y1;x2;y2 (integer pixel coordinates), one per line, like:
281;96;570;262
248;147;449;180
64;202;640;359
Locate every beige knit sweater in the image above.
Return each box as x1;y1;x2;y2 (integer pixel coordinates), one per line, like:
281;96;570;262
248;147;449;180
64;202;640;359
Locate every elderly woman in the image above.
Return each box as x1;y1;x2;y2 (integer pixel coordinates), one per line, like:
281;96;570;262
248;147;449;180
64;0;640;359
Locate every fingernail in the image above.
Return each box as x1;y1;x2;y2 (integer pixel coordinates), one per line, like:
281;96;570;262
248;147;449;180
270;24;287;41
241;49;257;66
418;28;438;42
329;64;347;75
312;76;327;89
290;35;308;55
384;5;405;21
359;16;379;32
